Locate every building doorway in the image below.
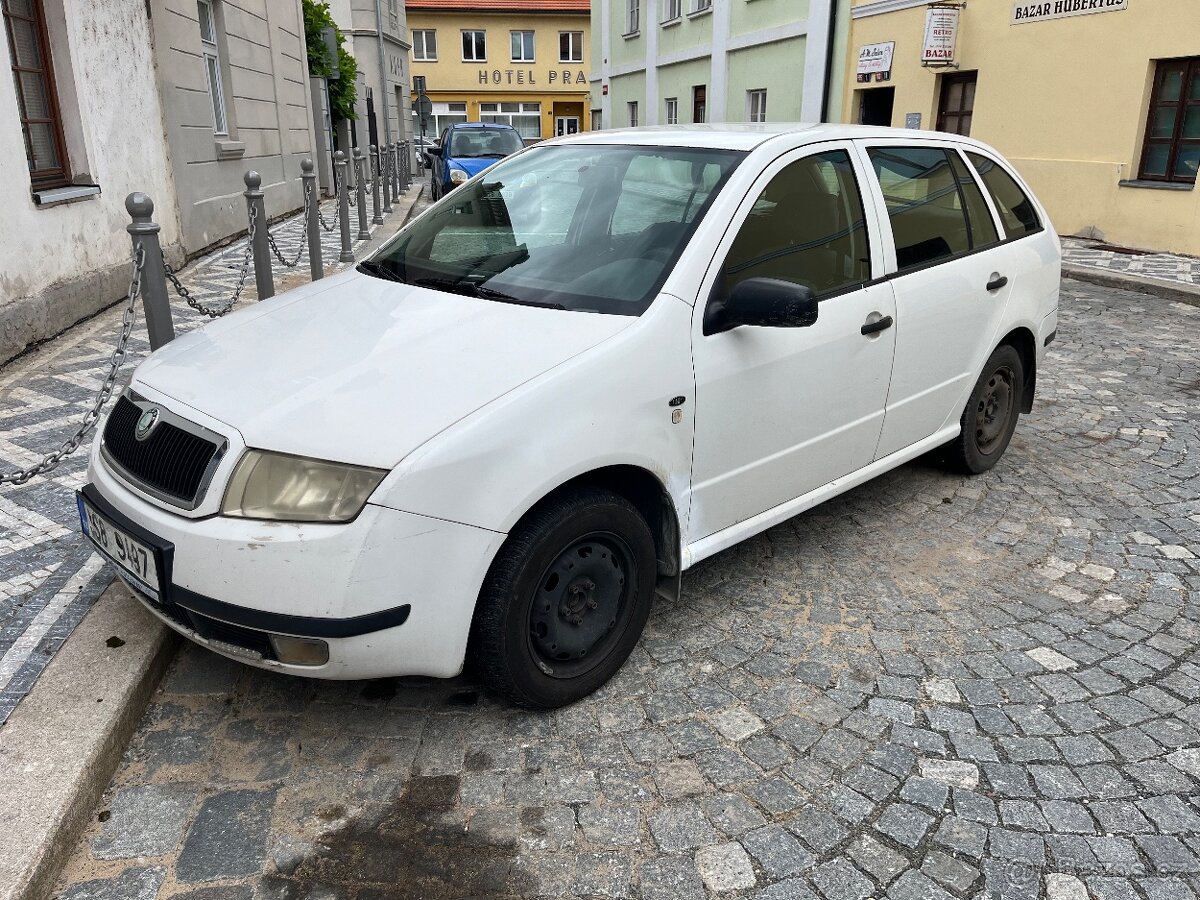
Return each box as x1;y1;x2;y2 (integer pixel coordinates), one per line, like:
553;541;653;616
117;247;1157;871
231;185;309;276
937;71;977;135
693;85;706;123
555;116;580;136
859;87;895;126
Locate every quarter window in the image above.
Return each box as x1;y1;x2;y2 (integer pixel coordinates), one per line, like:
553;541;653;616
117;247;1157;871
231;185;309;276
462;30;486;61
966;152;1041;238
559;31;583;62
2;0;69;188
510;30;534;62
412;29;437;61
1138;57;1200;184
948;151;999;248
721;150;871;299
197;0;228;135
868;146;972;271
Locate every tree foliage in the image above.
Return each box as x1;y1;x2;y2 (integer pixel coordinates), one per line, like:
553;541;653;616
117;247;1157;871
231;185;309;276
303;0;359;123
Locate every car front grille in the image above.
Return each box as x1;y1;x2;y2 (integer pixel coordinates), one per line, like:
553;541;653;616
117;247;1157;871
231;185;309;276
102;394;223;508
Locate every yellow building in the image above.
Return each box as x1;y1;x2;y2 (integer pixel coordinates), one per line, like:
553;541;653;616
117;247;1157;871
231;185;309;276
406;0;590;142
842;0;1200;255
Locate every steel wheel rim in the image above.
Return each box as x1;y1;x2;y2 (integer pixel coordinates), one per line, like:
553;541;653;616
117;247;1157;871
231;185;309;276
976;365;1015;456
527;531;636;680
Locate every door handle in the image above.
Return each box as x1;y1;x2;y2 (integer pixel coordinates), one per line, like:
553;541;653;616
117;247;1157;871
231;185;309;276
861;315;894;336
987;274;1009;292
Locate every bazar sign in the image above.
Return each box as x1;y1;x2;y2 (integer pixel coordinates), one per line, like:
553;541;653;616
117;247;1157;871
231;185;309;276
1012;0;1127;23
857;41;895;75
478;68;587;85
922;6;960;64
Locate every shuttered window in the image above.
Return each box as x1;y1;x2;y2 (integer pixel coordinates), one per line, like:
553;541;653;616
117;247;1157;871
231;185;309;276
2;0;69;188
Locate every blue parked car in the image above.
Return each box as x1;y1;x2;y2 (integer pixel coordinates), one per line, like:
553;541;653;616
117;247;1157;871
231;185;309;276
427;122;525;200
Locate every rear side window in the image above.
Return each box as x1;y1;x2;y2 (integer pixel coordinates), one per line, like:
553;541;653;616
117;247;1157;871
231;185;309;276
966;152;1041;238
949;152;999;248
868;146;971;271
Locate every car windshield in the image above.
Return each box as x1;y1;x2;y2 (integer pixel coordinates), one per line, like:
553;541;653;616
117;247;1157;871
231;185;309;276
449;128;524;158
366;144;744;315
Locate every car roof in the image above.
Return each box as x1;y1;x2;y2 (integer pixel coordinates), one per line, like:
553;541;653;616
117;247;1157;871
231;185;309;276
539;123;995;153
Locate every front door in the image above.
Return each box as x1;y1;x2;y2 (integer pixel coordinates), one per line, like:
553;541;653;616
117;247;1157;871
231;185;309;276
555;116;580;137
688;144;896;543
862;142;1013;459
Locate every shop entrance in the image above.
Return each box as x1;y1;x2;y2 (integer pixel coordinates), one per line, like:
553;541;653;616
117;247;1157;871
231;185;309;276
859;87;895;127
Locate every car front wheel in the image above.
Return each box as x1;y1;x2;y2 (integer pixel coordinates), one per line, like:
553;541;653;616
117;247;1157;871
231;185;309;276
470;487;657;708
944;343;1024;475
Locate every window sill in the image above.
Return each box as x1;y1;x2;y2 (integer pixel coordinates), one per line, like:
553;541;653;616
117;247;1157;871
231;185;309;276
622;30;640;39
33;184;101;208
215;139;246;159
414;58;436;63
1118;178;1194;192
558;58;584;64
661;17;681;27
687;6;713;18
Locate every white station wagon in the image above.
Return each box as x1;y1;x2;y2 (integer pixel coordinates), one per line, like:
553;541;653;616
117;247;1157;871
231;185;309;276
81;125;1060;708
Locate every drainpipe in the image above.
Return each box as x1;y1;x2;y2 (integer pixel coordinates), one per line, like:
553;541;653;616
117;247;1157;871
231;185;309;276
821;0;840;123
373;0;393;146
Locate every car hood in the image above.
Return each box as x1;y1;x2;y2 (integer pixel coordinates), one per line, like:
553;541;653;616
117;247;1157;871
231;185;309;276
448;155;506;177
133;270;633;469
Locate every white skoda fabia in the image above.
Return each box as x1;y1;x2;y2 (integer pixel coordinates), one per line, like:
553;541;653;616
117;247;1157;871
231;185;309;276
81;125;1060;708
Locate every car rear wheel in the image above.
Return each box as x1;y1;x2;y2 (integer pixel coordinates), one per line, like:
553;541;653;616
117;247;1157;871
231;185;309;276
470;487;657;708
944;344;1024;475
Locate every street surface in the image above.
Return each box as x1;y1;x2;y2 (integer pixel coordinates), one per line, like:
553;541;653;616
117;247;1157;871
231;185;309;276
51;278;1200;899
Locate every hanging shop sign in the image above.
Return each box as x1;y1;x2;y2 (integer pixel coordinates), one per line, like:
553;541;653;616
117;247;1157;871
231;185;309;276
922;6;960;66
1011;0;1127;25
857;41;896;81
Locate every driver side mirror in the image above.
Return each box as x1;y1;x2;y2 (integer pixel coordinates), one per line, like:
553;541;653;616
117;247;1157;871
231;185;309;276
703;277;819;336
426;146;443;158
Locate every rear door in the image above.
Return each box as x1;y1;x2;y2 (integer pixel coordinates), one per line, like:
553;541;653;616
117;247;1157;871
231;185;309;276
859;140;1014;459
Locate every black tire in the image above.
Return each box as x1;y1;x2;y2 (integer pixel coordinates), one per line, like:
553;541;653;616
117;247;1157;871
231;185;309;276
469;487;657;709
944;343;1024;475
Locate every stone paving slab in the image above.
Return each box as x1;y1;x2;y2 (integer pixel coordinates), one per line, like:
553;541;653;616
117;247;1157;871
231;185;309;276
48;280;1200;899
0;187;421;728
1061;238;1200;287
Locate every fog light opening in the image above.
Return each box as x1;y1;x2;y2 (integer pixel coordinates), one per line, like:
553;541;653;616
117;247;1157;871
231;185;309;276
269;634;330;666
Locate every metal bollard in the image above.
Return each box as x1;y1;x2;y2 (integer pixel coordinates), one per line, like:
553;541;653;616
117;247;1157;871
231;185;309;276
382;146;393;215
389;143;400;201
335;150;354;263
243;170;274;301
354;148;370;240
125;193;175;349
301;158;323;281
370;146;384;225
401;141;412;192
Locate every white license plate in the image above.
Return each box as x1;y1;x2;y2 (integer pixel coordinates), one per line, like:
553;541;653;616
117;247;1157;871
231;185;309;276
79;499;159;593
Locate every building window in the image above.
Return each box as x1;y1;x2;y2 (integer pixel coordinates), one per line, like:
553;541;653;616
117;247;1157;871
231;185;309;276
748;89;767;123
937;71;976;136
1138;57;1200;184
559;31;583;62
663;0;680;21
462;30;486;62
412;29;437;61
627;101;639;127
480;101;541;140
693;84;706;123
2;0;69;188
510;30;534;62
197;1;228;136
427;101;468;137
626;0;639;34
665;97;678;125
388;0;398;30
592;109;603;130
691;0;711;11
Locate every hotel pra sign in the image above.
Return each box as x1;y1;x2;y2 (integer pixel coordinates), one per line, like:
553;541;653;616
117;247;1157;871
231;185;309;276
477;67;588;86
1011;0;1128;24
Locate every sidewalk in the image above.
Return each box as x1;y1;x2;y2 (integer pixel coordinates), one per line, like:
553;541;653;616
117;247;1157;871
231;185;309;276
1061;236;1200;305
0;185;424;728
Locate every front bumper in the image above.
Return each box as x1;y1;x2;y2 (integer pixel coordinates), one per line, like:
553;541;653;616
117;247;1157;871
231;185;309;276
83;461;505;680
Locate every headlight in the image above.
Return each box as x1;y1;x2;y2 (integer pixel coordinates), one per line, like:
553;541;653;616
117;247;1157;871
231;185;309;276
221;450;387;523
449;168;468;184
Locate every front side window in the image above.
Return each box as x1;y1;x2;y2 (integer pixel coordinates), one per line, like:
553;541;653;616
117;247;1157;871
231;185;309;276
868;146;973;271
2;0;69;187
367;145;743;315
197;0;228;135
1138;57;1200;184
462;30;486;61
626;0;639;33
748;89;767;123
559;31;582;62
966;152;1041;238
720;149;871;300
413;29;437;61
510;30;534;62
665;97;678;125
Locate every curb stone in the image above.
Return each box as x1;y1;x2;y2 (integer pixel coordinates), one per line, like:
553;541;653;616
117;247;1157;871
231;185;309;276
0;579;176;900
1062;263;1200;308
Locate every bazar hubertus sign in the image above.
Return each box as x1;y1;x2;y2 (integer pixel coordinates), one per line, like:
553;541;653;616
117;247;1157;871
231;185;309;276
1012;0;1127;24
478;68;587;85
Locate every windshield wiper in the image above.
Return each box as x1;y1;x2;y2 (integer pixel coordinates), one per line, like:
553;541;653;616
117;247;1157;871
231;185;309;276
412;277;565;310
357;260;404;282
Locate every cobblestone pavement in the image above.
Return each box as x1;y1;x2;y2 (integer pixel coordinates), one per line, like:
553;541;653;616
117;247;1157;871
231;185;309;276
1062;238;1200;286
52;279;1200;899
0;187;419;726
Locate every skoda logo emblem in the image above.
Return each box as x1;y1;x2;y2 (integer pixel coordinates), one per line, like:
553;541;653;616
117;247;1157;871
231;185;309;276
135;407;160;441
